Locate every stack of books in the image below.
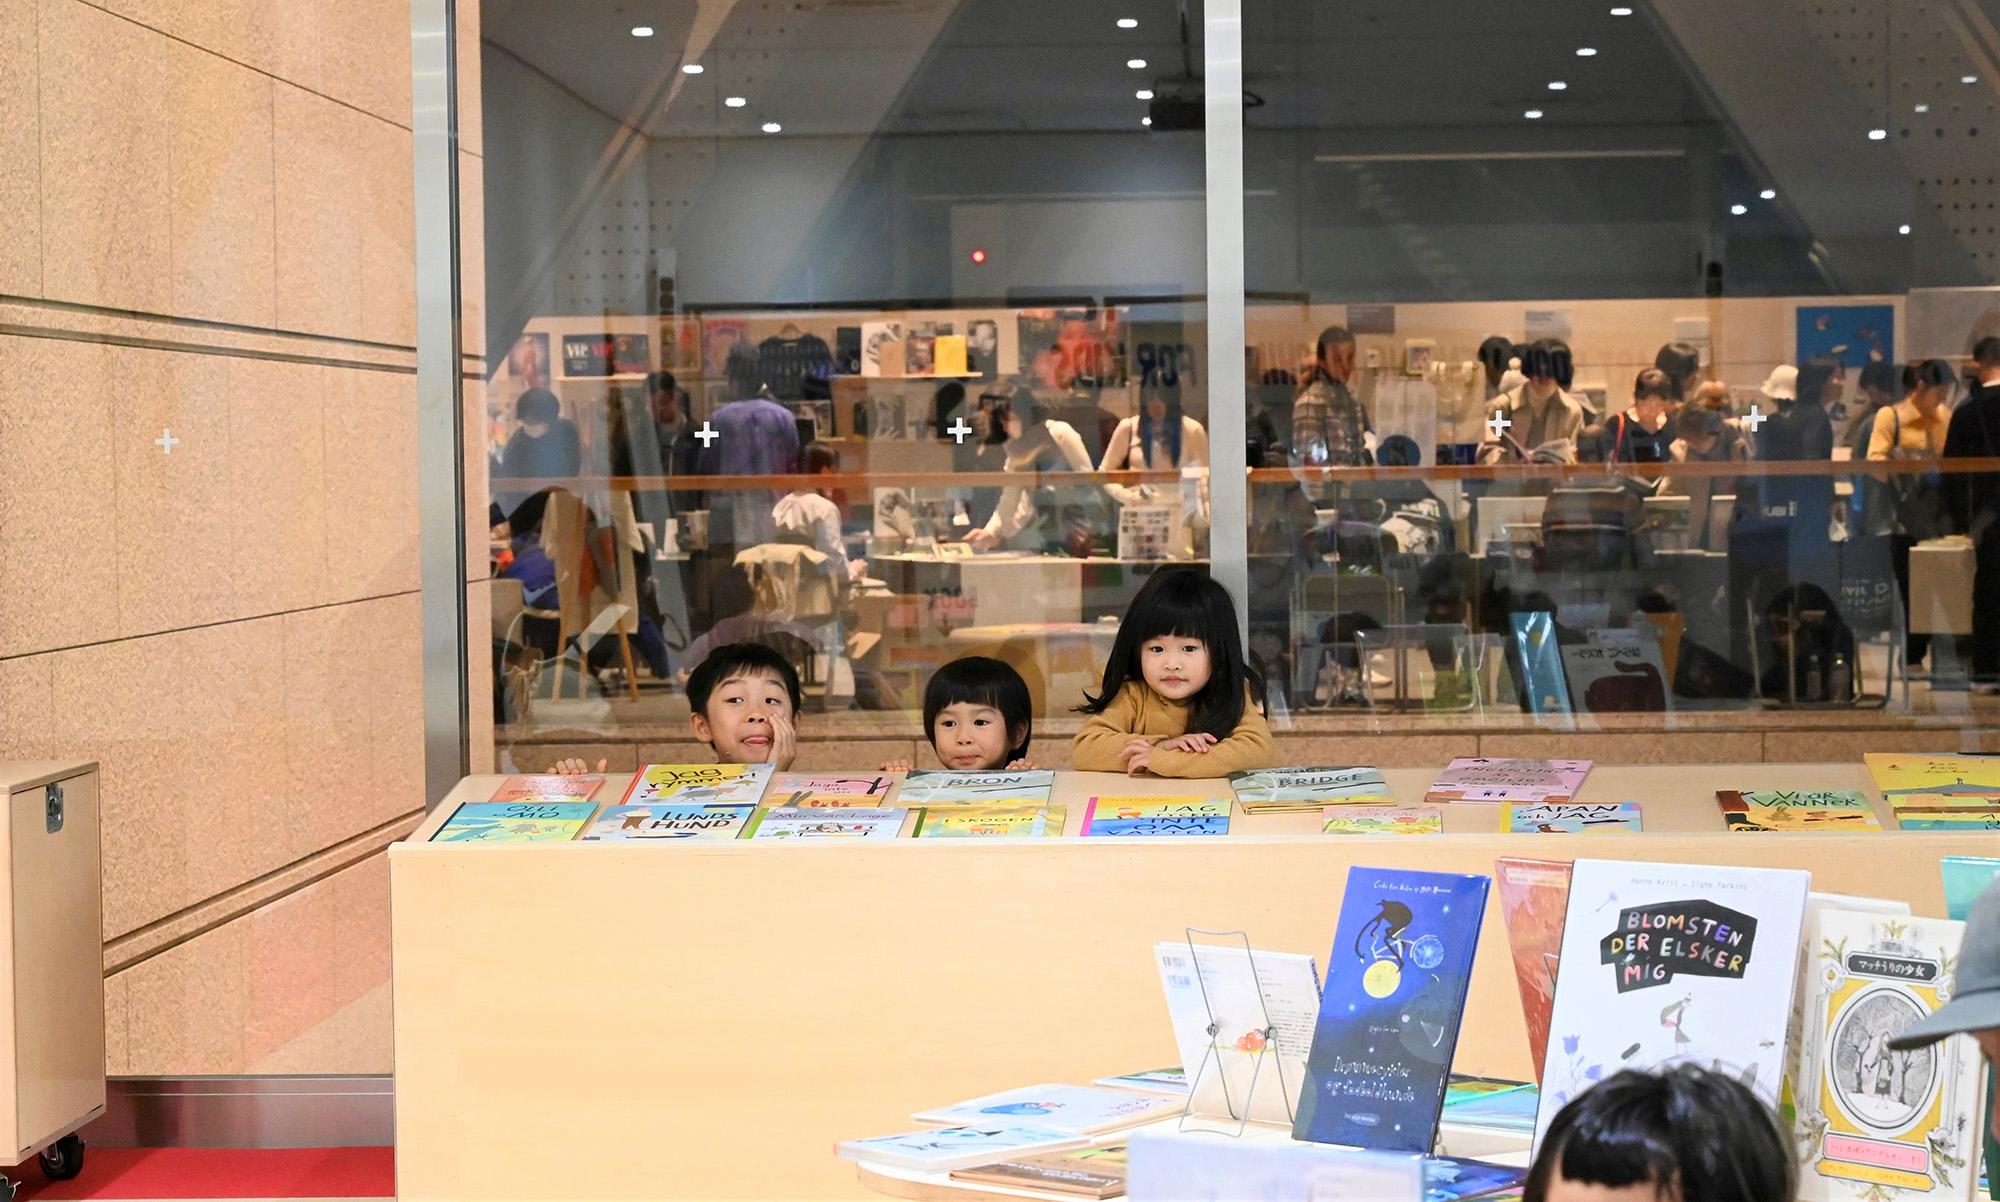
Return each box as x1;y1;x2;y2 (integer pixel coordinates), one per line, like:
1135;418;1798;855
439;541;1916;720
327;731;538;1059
1866;752;2000;831
1424;758;1592;805
1227;766;1390;815
1714;789;1881;833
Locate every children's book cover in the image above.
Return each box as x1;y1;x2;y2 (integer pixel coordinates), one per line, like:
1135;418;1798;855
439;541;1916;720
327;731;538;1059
581;803;753;841
835;1125;1088;1171
1797;910;1979;1201
1425;1157;1527;1201
1864;753;2000;795
913;805;1065;838
1495;857;1574;1083
1941;857;2000;921
489;774;603;803
914;1084;1181;1135
1721;790;1874;811
742;807;906;840
1228;766;1391;808
1440;1085;1541;1137
1723;808;1883;833
766;774;895;808
1512;612;1573;719
1424;758;1592;805
1079;797;1230;837
897;769;1056;803
1782;894;1913;1172
1534;859;1810;1151
951;1144;1128;1199
1897;811;2000;832
1505;803;1641;833
1294;867;1490;1153
620;762;773;807
1891;792;2000;810
1322;805;1445;836
1154;942;1321;1127
1092;1067;1188;1095
430;801;595;843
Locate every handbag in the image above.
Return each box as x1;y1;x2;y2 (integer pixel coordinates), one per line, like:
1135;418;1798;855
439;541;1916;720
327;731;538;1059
1881;406;1945;541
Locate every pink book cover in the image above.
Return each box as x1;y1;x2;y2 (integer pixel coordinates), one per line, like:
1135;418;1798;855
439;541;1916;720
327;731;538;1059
1495;856;1574;1083
489;775;603;803
1424;757;1592;804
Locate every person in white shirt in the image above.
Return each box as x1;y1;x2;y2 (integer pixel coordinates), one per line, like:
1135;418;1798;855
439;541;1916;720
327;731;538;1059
965;388;1096;551
1100;380;1210;505
771;444;849;564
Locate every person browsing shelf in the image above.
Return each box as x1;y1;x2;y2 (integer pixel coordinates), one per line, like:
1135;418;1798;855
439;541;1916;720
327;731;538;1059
880;656;1038;773
1291;325;1372;469
1478;339;1588;464
964;388;1095;552
1072;569;1274;778
684;642;803;770
1944;336;2000;687
1866;358;1954;670
1099;379;1210;509
1597;369;1674;465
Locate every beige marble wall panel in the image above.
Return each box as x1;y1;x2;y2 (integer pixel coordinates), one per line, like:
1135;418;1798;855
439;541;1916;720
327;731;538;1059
119;914;248;1074
111;347;235;638
37;0;173;313
0;653;55;761
464;376;490;580
103;971;131;1076
97;0;294;91
359;118;416;347
243;877;336;1065
329;853;391;1010
456;0;480;157
371;591;427;801
166;39;277;327
227;356;328;616
0;0;40;295
311;0;411;129
467;579;496;774
459;150;485;359
272;82;366;339
323;365;420;603
0;334;118;658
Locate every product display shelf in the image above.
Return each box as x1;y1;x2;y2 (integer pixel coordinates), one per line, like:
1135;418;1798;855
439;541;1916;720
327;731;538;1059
390;765;1992;1201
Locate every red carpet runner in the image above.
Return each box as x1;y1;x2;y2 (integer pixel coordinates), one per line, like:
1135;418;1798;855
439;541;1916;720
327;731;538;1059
14;1148;394;1199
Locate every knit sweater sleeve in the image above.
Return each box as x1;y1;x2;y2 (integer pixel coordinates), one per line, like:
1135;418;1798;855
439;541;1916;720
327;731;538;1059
1071;685;1145;772
1144;692;1276;778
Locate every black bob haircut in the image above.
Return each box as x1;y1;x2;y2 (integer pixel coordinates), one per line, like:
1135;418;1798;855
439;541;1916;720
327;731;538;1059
685;642;803;718
1076;568;1265;740
1523;1065;1794;1202
1521;339;1574;389
923;656;1033;763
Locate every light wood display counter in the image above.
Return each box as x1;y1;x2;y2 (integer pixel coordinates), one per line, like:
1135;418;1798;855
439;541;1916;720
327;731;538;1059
390;765;1995;1201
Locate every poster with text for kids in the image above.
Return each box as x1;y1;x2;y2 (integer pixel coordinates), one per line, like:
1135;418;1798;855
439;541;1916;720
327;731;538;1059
1799;911;1978;1201
1534;859;1810;1151
1294;868;1489;1153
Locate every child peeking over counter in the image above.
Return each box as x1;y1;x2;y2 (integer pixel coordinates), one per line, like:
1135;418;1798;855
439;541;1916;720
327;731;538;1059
551;641;803;774
881;656;1038;773
1072;568;1274;778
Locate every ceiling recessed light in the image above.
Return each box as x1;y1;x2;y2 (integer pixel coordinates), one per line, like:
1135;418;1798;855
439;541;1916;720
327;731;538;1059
631;25;654;37
761;121;782;133
1116;17;1138;28
1127;58;1148;69
1899;223;1912;235
1576;46;1598;56
1730;203;1748;215
1868;128;1887;140
1915;103;1931;113
1136;90;1154;101
1548;80;1568;91
1610;6;1633;13
1964;75;1980;84
724;96;746;108
1759;188;1776;199
1141;116;1153;126
682;63;704;75
1524;109;1544;119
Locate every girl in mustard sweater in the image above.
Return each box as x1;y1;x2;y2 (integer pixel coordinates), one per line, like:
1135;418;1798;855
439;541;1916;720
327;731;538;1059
1072;569;1275;777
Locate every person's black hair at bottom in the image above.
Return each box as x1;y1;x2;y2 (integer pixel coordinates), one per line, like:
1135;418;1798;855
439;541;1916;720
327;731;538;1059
1523;1065;1794;1202
686;642;803;718
923;656;1033;763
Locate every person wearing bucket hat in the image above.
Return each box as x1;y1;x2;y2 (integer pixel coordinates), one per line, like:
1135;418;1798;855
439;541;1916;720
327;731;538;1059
1888;876;2000;1143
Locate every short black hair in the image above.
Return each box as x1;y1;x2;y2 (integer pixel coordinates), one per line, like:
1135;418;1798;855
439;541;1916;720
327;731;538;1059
516;387;560;423
1653;342;1702;394
1477;336;1517;373
1907;358;1955;392
646;370;678;397
685;643;803;719
923;657;1033;763
1523;1066;1794;1202
1632;368;1674;402
1522;339;1574;389
1861;361;1902;393
801;444;839;474
1973;335;2000;367
1315;325;1356;364
1797;354;1845;407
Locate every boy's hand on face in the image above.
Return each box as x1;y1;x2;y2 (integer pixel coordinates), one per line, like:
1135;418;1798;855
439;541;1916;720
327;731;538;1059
551;758;607;775
767;711;798;771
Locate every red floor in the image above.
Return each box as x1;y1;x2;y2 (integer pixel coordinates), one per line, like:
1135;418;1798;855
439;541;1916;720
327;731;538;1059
12;1148;393;1200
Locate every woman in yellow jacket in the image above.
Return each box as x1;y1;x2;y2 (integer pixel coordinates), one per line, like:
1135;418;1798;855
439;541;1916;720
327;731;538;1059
1866;359;1955;671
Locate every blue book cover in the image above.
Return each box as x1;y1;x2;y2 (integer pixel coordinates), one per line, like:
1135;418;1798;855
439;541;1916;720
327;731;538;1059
1294;867;1490;1153
1943;856;2000;921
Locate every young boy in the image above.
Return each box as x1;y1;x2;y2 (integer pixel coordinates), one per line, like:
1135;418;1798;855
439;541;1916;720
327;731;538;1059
550;642;803;774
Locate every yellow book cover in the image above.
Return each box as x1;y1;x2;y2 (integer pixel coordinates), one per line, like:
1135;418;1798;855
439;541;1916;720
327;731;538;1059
915;805;1066;838
1863;752;2000;796
1321;805;1444;836
1723;808;1882;833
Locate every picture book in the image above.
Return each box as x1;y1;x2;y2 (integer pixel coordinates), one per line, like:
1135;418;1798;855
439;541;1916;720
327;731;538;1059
1897;811;2000;831
1440;1084;1541;1138
488;774;603;803
1494;857;1574;1083
1723;807;1884;833
1782;893;1912;1168
1322;805;1445;836
913;805;1065;838
581;803;752;841
836;1125;1088;1172
1891;792;2000;810
1295;867;1490;1153
1079;797;1229;837
950;1145;1128;1198
1227;766;1392;814
1505;803;1641;833
1560;627;1671;716
742;807;906;840
1512;612;1572;718
619;762;773;807
1720;790;1873;811
766;774;895;808
1942;857;2000;920
1154;942;1321;1127
1425;1157;1528;1201
1424;758;1591;805
1092;1067;1187;1095
1864;752;2000;796
1797;910;1979;1200
1444;1074;1533;1106
430;800;595;843
914;1084;1181;1135
1534;859;1810;1151
896;769;1056;803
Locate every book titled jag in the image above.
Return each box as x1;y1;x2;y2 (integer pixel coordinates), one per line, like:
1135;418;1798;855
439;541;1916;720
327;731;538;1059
1294;866;1490;1153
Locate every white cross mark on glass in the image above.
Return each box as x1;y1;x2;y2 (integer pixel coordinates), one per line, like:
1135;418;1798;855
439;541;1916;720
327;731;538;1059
156;428;181;454
1486;412;1512;440
695;421;720;448
1743;405;1769;433
947;417;973;444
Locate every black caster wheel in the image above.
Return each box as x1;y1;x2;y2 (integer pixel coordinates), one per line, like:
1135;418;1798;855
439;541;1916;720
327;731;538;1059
39;1132;85;1180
